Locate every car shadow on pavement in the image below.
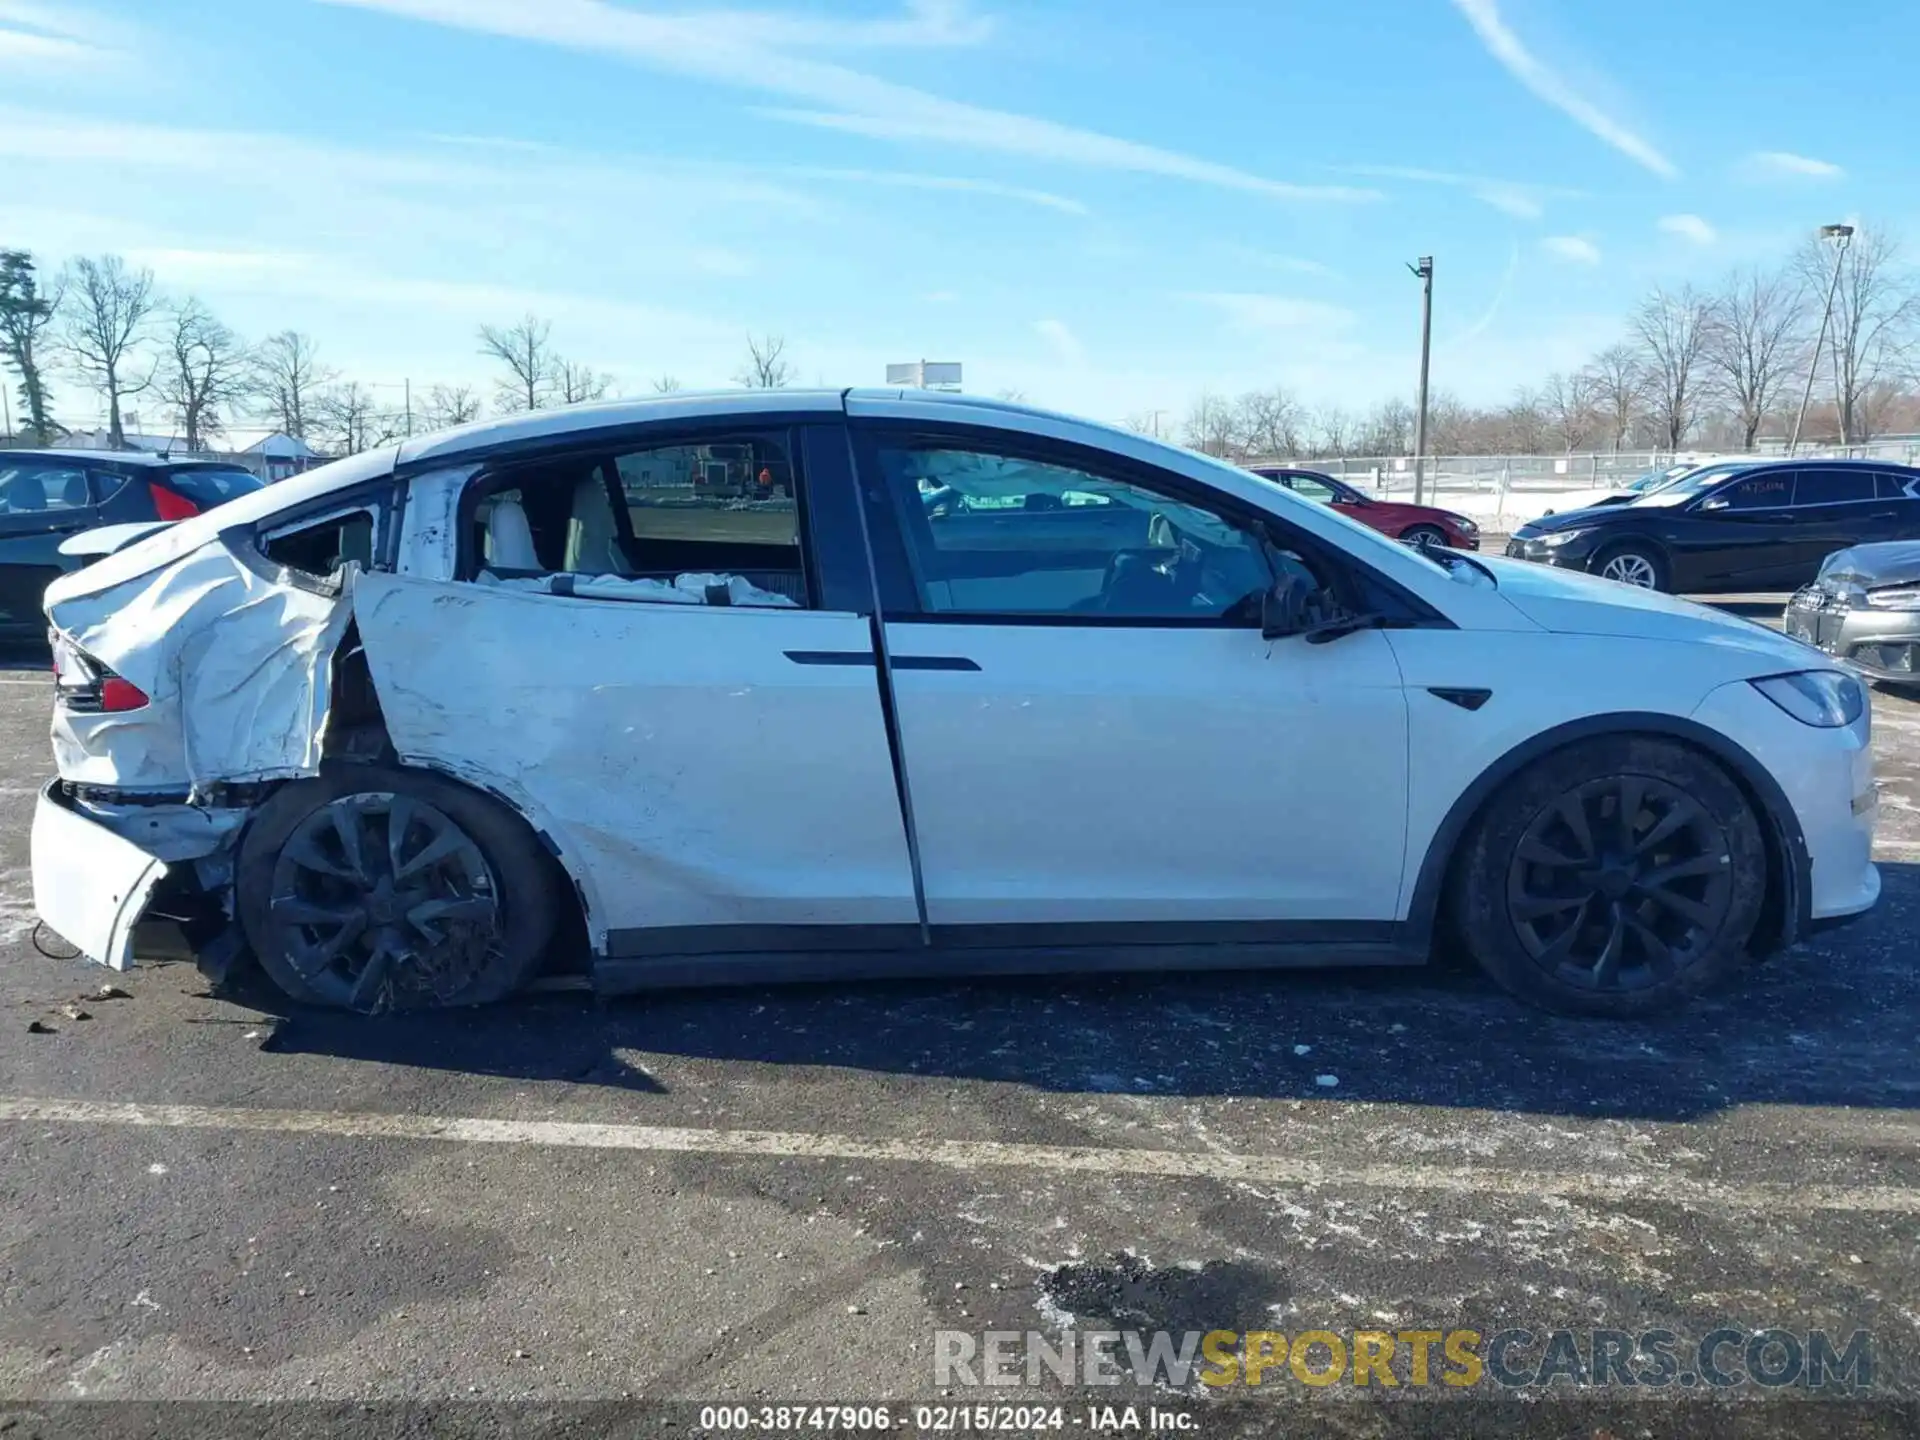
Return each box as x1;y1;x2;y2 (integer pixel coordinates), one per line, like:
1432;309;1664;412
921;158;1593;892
249;862;1920;1122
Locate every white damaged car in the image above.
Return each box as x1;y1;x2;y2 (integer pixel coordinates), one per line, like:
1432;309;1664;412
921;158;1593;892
33;391;1880;1016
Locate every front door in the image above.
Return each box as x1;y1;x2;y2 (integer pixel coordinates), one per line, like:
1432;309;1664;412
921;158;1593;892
1684;470;1803;590
856;428;1413;930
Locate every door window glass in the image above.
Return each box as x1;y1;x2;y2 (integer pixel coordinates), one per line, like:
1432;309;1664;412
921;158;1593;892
1284;474;1341;504
1713;472;1795;511
1791;469;1875;505
876;443;1273;620
1877;472;1920;501
262;510;375;578
471;433;807;607
0;464;89;514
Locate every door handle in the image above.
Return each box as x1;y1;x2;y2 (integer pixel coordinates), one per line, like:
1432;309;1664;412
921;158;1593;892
784;650;981;672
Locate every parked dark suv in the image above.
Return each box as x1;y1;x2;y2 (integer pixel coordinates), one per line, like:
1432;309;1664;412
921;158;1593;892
0;450;263;636
1504;458;1920;593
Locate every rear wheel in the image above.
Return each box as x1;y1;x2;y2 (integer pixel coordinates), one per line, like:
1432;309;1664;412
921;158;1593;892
1455;737;1766;1017
1593;543;1667;591
237;763;557;1011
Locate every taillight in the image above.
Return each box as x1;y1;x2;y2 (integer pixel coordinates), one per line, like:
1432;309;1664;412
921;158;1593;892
148;482;200;521
50;631;149;713
100;677;150;711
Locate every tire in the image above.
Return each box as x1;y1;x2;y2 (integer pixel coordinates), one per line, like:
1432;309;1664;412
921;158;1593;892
1592;542;1667;591
1401;525;1448;549
1454;736;1767;1017
236;762;558;1012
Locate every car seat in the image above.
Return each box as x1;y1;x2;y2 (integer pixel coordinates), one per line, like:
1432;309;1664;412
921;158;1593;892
485;496;540;570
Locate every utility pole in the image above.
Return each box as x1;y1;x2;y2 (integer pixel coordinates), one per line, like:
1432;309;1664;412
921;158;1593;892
1789;223;1854;456
1408;257;1434;505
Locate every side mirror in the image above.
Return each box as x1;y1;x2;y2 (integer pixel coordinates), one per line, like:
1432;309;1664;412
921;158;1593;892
1261;572;1315;640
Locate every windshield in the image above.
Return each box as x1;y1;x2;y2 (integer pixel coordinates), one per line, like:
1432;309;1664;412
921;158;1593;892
1629;462;1755;508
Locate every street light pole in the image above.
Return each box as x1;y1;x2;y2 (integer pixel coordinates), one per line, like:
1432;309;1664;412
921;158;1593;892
1788;223;1854;456
1408;257;1433;504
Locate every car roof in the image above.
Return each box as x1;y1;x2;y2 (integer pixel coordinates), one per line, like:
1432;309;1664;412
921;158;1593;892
0;448;252;471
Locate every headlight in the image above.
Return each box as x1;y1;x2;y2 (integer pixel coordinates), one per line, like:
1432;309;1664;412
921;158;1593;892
1865;584;1920;609
1751;670;1866;728
1539;528;1587;548
1451;515;1479;535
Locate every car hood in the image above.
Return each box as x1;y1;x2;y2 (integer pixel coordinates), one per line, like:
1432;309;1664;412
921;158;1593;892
1815;541;1920;589
1512;503;1631;534
1474;554;1816;668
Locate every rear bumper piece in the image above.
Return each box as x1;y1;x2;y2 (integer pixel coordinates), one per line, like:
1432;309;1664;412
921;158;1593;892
31;780;169;970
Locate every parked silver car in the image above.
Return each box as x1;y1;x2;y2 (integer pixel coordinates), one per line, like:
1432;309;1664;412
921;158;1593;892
1785;542;1920;687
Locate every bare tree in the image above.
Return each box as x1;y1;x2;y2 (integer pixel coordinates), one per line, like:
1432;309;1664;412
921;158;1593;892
1355;397;1414;456
478;315;555;412
1233;387;1303;459
0;251;62;443
651;374;683;394
60;254;156;446
156;298;247;451
735;334;794;389
556;358;614;405
420;383;482;431
1705;266;1806;451
1311;405;1354;458
1182;392;1237;457
251;331;332;439
1631;285;1714;449
317;382;398;456
1582;344;1644;453
1796;228;1920;443
1539;371;1597;452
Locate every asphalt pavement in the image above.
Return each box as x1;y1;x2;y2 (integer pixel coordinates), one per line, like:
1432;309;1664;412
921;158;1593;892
2;596;1919;1439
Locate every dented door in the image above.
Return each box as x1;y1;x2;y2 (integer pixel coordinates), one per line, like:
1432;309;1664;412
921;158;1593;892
352;573;918;951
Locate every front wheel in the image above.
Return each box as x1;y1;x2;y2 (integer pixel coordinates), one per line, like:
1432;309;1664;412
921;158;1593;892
1593;543;1667;591
1401;524;1448;549
1454;737;1767;1017
236;763;558;1011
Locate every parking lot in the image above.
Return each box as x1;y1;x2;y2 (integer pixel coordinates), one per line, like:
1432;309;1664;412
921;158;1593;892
2;589;1919;1434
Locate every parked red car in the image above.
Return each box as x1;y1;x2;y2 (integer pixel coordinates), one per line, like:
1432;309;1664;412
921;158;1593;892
1250;467;1480;549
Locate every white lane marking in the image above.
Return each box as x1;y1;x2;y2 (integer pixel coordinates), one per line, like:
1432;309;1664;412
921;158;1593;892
2;1094;1917;1213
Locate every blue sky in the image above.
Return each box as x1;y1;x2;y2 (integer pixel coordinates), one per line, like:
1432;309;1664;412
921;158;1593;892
1;0;1911;428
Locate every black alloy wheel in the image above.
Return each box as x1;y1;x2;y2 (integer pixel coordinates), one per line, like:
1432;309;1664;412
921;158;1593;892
1504;774;1732;994
267;793;504;1011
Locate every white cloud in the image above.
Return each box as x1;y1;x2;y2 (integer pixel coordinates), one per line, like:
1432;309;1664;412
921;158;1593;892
1448;0;1677;178
1746;150;1844;180
0;1;128;68
317;0;1382;203
1542;235;1601;264
786;166;1088;215
1658;213;1716;245
1185;293;1356;334
1035;318;1086;365
1340;164;1587;220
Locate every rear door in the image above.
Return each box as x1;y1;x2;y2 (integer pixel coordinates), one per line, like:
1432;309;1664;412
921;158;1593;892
355;420;920;960
0;458;99;630
1782;466;1885;583
852;420;1414;932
